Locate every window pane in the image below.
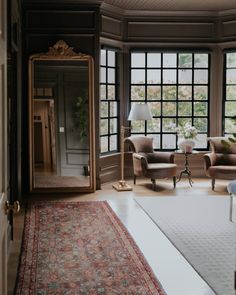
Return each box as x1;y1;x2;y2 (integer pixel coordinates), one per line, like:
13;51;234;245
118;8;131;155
178;69;192;84
226;86;236;100
100;101;108;117
110;101;118;117
131;120;145;133
162;102;176;116
194;86;208;100
194;134;207;148
147;69;161;84
178;118;192;127
149;102;161;116
131;69;145;84
194;102;208;116
107;85;115;100
163;53;177;67
179;53;192;68
147;118;160;132
108;51;115;67
110;118;117;133
178;102;192;116
100;85;106;100
227;53;236;68
163;70;176;84
131;53;145;67
149;134;160;149
109;135;117;151
100;67;106;83
100;136;108;153
225;118;236;133
131;85;145;101
100;49;106;66
162;134;176;149
163;85;177;100
225;101;236;116
147;86;161;100
100;119;108;135
227;69;236;84
194;118;208;132
194;54;208;68
194;70;208;84
163;118;176;132
147;53;161;67
108;68;115;83
178;86;192;100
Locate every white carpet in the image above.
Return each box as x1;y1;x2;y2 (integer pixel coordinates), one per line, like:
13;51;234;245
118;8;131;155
135;196;235;295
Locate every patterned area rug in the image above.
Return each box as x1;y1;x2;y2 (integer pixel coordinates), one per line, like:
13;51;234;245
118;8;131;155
15;201;165;294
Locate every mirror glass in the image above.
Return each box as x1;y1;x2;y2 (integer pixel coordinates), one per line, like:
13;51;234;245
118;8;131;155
29;41;95;192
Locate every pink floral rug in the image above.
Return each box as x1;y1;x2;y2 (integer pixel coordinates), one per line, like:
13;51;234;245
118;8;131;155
15;201;165;294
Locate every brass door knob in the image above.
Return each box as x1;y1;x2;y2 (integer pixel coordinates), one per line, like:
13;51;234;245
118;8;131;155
4;200;20;215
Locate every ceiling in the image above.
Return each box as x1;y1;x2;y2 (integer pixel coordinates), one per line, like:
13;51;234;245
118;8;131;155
103;0;236;12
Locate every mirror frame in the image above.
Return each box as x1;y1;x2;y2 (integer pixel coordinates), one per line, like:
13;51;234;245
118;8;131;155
29;40;96;193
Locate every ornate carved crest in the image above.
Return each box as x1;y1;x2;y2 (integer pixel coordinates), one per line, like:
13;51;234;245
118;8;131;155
46;40;77;56
30;40;91;60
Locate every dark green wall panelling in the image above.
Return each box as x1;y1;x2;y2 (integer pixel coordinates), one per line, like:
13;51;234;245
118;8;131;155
21;1;101;192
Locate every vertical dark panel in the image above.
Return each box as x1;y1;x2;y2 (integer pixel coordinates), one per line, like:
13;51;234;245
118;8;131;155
21;1;101;192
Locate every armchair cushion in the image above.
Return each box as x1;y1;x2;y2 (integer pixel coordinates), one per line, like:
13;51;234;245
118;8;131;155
208;165;236;180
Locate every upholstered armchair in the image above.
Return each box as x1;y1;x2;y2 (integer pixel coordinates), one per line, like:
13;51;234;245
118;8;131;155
203;137;236;190
125;136;177;191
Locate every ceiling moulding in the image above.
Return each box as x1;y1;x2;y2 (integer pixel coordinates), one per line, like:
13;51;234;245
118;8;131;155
101;3;126;17
22;0;103;4
101;3;236;18
219;8;236;16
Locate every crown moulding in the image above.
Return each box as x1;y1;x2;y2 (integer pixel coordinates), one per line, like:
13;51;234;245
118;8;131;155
101;2;236;18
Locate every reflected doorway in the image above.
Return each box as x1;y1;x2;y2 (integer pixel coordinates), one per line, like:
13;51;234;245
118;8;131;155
34;99;56;175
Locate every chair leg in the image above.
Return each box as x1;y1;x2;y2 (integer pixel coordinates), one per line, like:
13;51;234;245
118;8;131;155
134;175;136;185
173;176;176;188
151;179;156;191
212;179;215;191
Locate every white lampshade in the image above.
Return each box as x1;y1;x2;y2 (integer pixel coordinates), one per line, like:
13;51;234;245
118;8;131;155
128;103;152;121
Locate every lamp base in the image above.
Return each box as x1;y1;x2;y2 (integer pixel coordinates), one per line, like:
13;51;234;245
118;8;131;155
112;180;133;191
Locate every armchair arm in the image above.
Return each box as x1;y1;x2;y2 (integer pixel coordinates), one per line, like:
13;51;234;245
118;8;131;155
145;152;175;164
132;153;148;176
203;152;217;170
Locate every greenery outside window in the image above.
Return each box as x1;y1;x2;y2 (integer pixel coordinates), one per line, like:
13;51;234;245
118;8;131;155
223;52;236;136
130;51;210;150
100;48;119;154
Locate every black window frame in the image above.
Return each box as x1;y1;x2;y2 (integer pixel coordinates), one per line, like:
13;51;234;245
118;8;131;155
100;47;119;155
223;50;236;137
130;50;210;151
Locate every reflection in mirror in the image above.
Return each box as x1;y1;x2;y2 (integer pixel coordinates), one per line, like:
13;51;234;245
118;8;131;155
29;41;95;192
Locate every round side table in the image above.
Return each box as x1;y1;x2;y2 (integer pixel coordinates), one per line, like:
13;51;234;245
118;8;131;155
175;150;199;186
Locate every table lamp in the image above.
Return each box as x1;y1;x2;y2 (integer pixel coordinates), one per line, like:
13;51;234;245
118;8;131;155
113;103;152;191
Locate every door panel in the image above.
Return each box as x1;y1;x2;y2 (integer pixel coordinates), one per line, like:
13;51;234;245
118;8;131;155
0;193;7;295
0;0;8;293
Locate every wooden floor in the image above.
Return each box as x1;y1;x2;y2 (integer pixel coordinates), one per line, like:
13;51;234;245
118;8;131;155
7;178;230;295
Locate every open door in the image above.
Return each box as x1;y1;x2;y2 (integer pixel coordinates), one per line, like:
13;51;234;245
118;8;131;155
0;0;8;293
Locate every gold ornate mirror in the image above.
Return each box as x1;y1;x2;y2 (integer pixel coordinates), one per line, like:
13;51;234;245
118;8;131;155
29;40;95;192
